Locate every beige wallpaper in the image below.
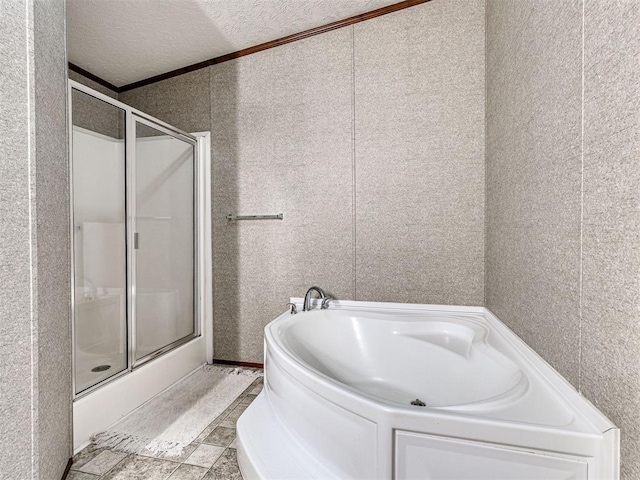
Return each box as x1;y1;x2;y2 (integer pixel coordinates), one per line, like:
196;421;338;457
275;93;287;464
486;0;640;477
118;0;487;365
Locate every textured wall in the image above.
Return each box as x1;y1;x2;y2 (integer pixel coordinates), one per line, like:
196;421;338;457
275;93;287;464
209;29;355;362
120;0;486;363
486;0;640;477
69;70;122;138
581;1;640;478
119;68;211;134
69;69;117;99
355;0;485;304
485;0;583;386
34;0;72;476
0;1;37;477
0;0;71;478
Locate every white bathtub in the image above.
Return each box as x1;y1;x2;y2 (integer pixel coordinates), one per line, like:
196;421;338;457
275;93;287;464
237;300;619;479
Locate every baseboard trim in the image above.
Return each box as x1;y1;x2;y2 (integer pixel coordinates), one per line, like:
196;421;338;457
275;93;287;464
61;458;72;480
212;358;264;369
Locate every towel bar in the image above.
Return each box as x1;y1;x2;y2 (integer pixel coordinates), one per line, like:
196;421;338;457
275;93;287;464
226;213;283;222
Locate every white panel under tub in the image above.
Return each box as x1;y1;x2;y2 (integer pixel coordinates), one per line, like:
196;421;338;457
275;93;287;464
395;431;588;480
265;350;378;479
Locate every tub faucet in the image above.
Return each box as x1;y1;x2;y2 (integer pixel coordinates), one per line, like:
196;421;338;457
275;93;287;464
286;302;298;315
303;286;326;312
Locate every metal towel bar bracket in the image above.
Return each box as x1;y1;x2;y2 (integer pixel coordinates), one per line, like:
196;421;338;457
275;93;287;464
226;213;283;222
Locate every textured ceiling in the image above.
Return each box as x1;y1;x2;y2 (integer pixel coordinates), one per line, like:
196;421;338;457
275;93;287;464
67;0;399;87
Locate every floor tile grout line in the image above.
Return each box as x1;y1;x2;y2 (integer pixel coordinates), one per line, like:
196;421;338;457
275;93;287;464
192;375;262;443
91;443;239;479
135;450;191;463
167;459;182;479
96;452;131;479
73;369;260;479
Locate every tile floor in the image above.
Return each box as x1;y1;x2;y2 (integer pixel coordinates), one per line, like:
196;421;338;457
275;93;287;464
69;373;263;480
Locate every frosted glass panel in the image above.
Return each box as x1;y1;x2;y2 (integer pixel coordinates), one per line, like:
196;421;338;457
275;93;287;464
72;89;127;394
134;120;195;360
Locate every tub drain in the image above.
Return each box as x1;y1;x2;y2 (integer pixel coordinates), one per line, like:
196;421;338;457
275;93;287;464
411;398;426;407
91;365;111;372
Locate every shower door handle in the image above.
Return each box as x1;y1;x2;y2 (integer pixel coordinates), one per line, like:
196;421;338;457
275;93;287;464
134;232;139;249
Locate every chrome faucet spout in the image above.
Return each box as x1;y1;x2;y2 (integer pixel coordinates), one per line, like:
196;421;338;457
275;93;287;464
303;286;326;312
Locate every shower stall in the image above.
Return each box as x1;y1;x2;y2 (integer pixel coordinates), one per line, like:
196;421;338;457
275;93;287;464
69;80;212;449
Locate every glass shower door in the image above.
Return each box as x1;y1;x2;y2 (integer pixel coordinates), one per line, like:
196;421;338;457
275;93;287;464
70;80;206;404
132;117;198;362
71;89;128;394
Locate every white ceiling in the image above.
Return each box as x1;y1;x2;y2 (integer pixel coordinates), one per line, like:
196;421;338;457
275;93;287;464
67;0;399;87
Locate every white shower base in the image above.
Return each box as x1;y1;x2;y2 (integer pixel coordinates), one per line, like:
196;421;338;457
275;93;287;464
73;334;206;451
76;348;126;393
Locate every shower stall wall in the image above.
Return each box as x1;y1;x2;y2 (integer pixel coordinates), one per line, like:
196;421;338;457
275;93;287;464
69;80;212;450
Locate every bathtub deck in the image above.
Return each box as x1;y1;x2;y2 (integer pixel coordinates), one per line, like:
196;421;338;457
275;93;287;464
69;372;263;480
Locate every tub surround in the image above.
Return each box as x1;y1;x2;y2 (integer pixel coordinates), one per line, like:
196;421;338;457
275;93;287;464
238;300;618;479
